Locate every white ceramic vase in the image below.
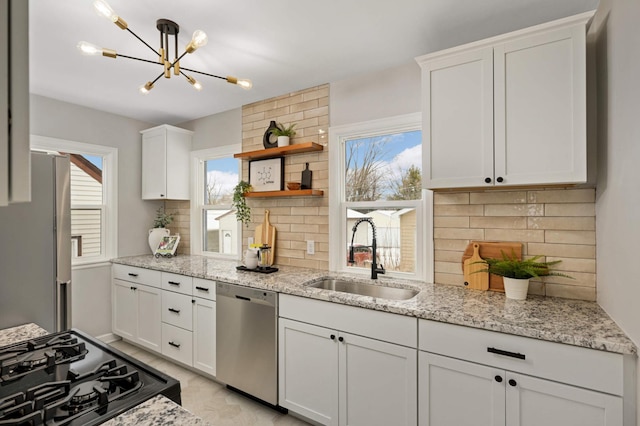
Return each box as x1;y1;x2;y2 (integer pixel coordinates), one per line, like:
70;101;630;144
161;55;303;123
149;228;170;253
503;277;530;300
277;136;290;147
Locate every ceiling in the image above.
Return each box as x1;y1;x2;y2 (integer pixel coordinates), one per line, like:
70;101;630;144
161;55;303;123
29;0;599;125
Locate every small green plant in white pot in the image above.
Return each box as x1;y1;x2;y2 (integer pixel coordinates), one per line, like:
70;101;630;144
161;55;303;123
148;206;174;253
475;251;572;300
272;123;297;147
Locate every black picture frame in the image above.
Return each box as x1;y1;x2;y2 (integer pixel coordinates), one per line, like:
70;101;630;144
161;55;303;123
248;157;285;191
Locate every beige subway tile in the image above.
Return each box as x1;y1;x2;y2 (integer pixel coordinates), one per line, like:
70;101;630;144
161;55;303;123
278;240;292;249
277;248;306;259
434;250;465;263
304;232;329;243
469;216;527;229
434;204;484;217
485;229;544;242
528;243;595;259
305;215;328;225
434;192;469;205
434;273;465;286
545;203;595;217
434;216;470;228
543;271;596;287
275;94;304;108
434;239;471;251
434;228;484;240
252;100;278;113
278;232;305;242
470;191;527;204
318;97;329;108
527;217;595;230
243;111;266;123
545;284;595;301
484;204;544;217
292;223;319;233
528;188;595;203
546;257;596;273
290;99;319;113
303;87;329;101
304;106;329;119
290;206;319;216
545;230;596;245
526;281;545;296
434;261;463;274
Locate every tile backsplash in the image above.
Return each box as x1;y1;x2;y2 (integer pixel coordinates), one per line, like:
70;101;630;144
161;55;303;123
433;188;596;301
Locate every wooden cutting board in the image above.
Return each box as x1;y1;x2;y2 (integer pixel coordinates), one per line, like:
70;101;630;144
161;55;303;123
463;243;489;290
255;209;276;265
461;241;522;292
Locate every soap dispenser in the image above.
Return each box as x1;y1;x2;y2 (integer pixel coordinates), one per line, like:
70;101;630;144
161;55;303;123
301;163;312;189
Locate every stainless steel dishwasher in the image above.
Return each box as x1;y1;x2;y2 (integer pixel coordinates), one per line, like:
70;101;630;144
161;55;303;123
216;282;279;407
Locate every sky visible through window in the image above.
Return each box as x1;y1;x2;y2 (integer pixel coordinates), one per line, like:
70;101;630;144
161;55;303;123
205;158;239;204
84;155;103;170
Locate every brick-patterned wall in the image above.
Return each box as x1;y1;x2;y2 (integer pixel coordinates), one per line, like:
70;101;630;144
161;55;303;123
433;188;596;301
164;200;190;255
241;85;330;269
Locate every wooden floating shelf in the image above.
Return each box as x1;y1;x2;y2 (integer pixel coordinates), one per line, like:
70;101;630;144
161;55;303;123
234;142;323;160
244;189;324;198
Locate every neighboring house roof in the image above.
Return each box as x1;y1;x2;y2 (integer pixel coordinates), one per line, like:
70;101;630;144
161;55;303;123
67;153;102;183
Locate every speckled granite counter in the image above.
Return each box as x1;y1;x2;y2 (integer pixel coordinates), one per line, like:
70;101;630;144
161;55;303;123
0;323;48;346
102;394;208;426
112;255;637;355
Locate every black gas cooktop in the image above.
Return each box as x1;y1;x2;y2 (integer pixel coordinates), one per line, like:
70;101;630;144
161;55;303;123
0;329;180;425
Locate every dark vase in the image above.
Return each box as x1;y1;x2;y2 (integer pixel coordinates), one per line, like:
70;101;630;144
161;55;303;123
263;120;279;149
301;162;312;189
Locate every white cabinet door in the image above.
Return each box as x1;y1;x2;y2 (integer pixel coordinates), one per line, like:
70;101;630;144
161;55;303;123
494;26;586;186
112;279;136;341
136;284;161;352
193;297;216;376
419;352;504;426
339;332;417;426
141;131;167;199
279;318;339;426
505;372;623;426
421;48;494;189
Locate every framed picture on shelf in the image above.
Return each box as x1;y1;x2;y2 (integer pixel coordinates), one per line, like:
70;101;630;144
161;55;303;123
249;157;284;192
155;235;180;256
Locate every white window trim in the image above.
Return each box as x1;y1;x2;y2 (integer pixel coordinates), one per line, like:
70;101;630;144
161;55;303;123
31;135;118;267
190;144;242;259
328;113;434;282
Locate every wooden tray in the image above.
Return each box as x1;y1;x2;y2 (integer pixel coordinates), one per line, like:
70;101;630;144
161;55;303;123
461;241;522;292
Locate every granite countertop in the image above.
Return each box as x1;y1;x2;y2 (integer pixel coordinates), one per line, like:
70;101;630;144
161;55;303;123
112;255;637;355
0;324;206;425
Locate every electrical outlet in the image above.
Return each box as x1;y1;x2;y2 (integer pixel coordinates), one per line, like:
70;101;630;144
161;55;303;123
307;240;315;255
248;237;254;246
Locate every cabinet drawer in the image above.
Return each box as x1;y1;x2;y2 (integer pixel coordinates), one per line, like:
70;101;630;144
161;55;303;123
113;264;161;288
161;323;193;366
161;272;193;295
162;291;193;331
280;294;417;347
419;319;625;395
193;278;216;301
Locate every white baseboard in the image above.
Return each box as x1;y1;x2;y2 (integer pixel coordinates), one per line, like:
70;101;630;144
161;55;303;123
96;332;120;344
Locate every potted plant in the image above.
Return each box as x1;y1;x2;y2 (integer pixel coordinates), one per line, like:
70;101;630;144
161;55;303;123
475;251;572;300
272;122;297;147
232;180;252;227
148;206;174;253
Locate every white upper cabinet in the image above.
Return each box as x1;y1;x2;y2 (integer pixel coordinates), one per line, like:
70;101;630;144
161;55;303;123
417;12;593;190
141;124;193;200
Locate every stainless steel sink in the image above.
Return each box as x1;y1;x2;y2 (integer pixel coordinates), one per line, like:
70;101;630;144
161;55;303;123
307;279;419;301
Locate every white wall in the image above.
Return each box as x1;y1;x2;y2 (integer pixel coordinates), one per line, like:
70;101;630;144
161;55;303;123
30;94;156;337
330;61;421;126
592;0;640;422
179;107;242;150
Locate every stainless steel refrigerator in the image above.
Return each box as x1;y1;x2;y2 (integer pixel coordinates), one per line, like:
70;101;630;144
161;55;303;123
0;152;71;332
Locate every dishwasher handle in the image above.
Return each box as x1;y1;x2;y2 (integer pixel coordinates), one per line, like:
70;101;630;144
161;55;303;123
236;295;251;301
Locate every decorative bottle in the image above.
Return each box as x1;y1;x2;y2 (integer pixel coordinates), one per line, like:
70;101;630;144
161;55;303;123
301;162;312;189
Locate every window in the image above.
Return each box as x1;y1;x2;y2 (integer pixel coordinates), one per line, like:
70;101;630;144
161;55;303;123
329;113;433;280
191;145;242;258
31;136;118;266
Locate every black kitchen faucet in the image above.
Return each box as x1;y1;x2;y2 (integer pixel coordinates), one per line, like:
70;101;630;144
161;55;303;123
348;218;385;279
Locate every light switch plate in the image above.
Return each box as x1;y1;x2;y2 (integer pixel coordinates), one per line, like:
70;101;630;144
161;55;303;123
307;240;315;255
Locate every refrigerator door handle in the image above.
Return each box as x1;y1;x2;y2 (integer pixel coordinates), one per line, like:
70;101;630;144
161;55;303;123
56;280;72;331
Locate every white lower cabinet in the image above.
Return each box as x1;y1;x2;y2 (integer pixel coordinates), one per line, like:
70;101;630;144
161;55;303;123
278;295;418;426
418;320;628;426
112;278;161;352
162;322;193;366
193;297;216;376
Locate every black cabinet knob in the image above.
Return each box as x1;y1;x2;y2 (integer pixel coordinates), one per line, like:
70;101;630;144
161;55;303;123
508;379;517;387
330;334;336;340
494;375;503;383
338;336;344;342
497;177;504;183
484;177;491;183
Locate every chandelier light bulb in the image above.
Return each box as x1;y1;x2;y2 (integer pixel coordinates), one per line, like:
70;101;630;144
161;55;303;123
77;41;102;56
236;78;253;90
93;0;117;22
139;82;154;95
186;30;208;53
186;75;203;91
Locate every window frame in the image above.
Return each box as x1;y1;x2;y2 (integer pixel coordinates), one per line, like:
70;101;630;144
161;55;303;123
190;144;242;259
31;135;118;267
328;113;433;281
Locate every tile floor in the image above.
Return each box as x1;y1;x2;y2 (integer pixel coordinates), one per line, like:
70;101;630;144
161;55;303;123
109;339;311;426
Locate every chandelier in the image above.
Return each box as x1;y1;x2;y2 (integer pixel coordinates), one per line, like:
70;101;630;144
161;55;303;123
77;0;252;94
